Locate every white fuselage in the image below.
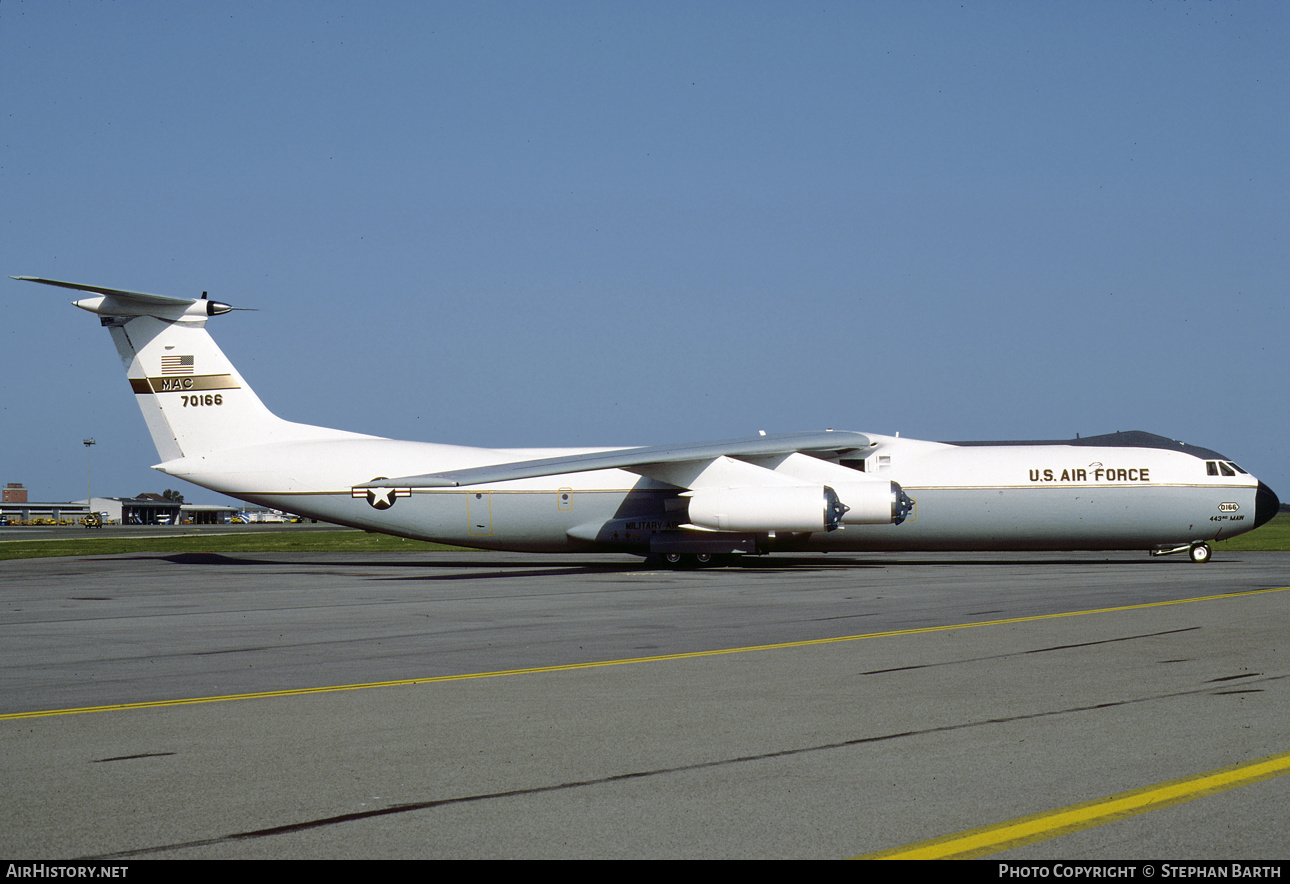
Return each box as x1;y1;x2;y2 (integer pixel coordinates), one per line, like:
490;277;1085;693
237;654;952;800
156;432;1268;554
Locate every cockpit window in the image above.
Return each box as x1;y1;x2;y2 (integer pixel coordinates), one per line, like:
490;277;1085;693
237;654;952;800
1219;462;1236;477
1206;461;1219;476
1229;463;1248;474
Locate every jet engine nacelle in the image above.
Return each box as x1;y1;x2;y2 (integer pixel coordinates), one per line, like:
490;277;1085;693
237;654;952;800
685;485;849;533
833;480;914;526
685;480;913;533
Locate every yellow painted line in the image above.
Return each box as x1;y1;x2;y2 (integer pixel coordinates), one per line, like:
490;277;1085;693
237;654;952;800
858;750;1290;859
3;585;1287;722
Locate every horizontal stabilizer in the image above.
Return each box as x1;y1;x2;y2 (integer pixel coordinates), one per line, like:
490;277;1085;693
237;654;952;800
12;276;244;318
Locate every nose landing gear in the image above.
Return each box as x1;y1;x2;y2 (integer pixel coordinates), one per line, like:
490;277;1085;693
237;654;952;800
1150;541;1212;563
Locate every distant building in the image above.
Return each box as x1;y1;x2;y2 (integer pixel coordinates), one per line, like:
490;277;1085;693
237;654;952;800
1;486;236;525
97;497;236;525
0;499;89;524
180;504;239;524
2;482;86;523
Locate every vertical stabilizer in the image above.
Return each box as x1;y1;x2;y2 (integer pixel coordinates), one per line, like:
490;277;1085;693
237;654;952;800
16;277;371;461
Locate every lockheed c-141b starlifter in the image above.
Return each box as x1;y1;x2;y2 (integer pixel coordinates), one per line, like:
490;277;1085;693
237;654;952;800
17;276;1280;566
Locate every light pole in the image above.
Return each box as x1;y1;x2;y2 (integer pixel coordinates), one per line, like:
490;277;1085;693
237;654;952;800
83;438;95;523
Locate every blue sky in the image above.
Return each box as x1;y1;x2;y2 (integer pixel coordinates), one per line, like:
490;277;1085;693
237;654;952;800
3;1;1287;504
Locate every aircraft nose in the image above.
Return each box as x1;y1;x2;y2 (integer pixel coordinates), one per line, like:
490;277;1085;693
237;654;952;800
1253;482;1280;530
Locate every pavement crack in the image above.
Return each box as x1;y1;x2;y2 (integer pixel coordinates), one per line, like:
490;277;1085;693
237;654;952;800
91;752;176;763
861;627;1200;674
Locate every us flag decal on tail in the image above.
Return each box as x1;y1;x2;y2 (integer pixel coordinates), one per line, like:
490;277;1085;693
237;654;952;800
161;355;194;375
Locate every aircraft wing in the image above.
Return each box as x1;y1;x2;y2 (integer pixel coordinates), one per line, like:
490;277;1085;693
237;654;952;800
365;430;873;488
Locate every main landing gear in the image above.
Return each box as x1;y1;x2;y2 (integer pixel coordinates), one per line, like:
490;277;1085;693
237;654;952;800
656;552;733;569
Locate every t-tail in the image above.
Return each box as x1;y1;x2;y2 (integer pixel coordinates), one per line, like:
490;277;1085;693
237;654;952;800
14;277;370;464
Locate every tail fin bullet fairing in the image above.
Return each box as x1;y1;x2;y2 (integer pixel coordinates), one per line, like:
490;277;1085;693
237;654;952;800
17;276;1279;566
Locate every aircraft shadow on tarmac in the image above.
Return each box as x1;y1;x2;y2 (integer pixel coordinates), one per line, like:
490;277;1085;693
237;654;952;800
126;551;1178;579
132;551;662;581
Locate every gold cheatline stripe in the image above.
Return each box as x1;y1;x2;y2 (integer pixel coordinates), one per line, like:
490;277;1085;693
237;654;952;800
3;586;1286;722
857;750;1290;859
129;374;240;394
